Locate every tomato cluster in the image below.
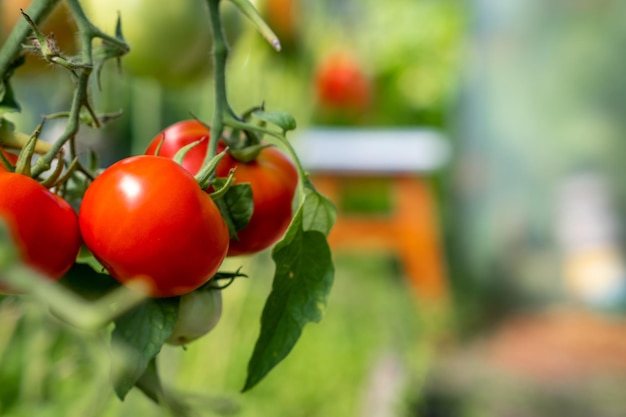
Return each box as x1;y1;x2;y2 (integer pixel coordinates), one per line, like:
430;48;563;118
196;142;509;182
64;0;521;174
0;120;298;299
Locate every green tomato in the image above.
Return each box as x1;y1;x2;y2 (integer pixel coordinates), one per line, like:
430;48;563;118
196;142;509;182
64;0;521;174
166;287;223;346
81;0;240;86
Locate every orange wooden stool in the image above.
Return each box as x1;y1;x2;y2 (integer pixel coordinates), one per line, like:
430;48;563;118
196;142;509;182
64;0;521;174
295;128;451;303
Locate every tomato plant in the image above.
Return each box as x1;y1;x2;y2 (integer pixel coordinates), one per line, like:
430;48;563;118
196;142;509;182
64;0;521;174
146;119;298;256
0;0;336;412
79;155;229;298
0;172;81;283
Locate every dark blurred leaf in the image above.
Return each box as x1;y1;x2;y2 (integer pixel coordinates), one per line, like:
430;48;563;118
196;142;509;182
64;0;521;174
58;262;119;301
111;298;178;400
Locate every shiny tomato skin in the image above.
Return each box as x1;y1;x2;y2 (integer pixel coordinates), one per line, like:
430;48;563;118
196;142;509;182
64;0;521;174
145;120;209;175
215;145;298;256
0;173;81;282
78;155;229;298
146;121;298;256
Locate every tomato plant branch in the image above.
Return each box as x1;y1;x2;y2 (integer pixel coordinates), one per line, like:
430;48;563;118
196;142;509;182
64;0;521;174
31;71;90;177
206;0;234;166
0;0;60;78
1;263;148;331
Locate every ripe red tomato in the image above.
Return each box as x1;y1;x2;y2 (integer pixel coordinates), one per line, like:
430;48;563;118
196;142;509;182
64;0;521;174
214;144;298;256
0;173;81;283
78;155;229;298
144;120;209;175
145;120;298;256
315;51;372;112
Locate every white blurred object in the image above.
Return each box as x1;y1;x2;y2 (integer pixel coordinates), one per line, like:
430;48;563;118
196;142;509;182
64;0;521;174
294;128;450;173
556;173;626;307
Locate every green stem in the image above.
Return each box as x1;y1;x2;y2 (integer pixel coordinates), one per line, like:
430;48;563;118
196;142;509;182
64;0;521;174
205;0;236;165
0;0;60;78
31;71;89;177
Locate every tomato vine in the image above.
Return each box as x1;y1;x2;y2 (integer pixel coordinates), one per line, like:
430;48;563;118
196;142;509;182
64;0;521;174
0;0;336;413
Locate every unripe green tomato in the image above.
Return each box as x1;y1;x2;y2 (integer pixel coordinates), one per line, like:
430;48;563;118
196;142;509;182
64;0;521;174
166;288;222;346
81;0;236;86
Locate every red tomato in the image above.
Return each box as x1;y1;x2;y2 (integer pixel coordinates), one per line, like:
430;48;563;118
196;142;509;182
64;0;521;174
145;120;209;175
145;120;298;256
215;144;298;255
78;155;229;298
0;173;81;283
315;52;372;112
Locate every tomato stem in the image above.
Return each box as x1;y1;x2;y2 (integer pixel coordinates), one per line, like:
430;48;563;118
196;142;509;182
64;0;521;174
206;0;230;166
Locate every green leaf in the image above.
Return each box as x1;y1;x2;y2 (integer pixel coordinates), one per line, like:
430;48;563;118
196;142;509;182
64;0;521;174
302;181;337;235
242;209;334;392
252;110;297;132
58;263;119;301
215;182;254;239
111;298;179;400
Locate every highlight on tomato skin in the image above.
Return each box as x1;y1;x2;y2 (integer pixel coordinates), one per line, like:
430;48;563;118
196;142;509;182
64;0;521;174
0;172;82;291
146;120;299;257
78;155;230;298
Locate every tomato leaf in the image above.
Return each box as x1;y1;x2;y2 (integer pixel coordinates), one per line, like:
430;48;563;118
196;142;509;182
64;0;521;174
111;298;178;400
302;181;337;236
215;182;253;239
252;110;297;132
58;263;119;300
242;207;334;392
